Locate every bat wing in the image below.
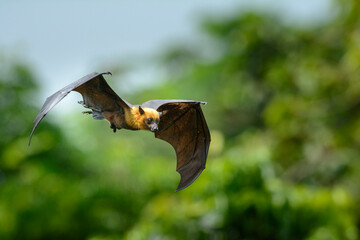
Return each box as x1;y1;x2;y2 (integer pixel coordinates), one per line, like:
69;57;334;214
143;100;211;191
29;72;131;145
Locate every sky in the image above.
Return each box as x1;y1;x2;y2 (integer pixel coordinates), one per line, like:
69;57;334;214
1;0;334;103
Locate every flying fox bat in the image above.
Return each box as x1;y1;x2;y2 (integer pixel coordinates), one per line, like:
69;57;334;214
29;72;210;191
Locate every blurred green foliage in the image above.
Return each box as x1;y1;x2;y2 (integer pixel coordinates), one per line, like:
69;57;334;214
1;0;360;239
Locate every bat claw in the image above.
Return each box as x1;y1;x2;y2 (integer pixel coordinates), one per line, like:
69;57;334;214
82;111;92;115
101;71;112;76
78;101;89;108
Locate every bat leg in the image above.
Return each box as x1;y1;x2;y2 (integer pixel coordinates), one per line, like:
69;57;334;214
82;110;104;120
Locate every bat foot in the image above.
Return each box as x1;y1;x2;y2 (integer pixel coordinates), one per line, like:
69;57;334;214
78;101;89;108
82;111;92;115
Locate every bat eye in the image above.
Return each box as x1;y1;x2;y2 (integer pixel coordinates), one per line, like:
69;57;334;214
147;118;153;124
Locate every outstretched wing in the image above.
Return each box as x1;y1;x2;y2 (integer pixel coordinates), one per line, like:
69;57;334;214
29;72;131;146
143;100;211;191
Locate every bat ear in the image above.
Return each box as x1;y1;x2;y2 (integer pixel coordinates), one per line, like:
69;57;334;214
139;106;145;115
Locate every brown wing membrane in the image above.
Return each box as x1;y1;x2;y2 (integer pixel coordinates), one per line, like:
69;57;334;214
74;75;132;116
150;101;211;191
28;72;131;146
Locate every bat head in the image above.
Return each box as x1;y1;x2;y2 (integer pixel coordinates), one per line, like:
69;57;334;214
138;106;160;132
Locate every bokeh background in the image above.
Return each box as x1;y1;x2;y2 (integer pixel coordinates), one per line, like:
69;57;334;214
1;0;360;239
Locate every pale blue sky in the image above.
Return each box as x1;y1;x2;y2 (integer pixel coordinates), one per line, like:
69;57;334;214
1;0;334;102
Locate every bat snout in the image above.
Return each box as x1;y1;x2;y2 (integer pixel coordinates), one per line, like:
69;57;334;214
150;125;159;132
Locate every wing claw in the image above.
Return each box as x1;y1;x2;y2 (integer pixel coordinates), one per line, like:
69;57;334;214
101;71;112;76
